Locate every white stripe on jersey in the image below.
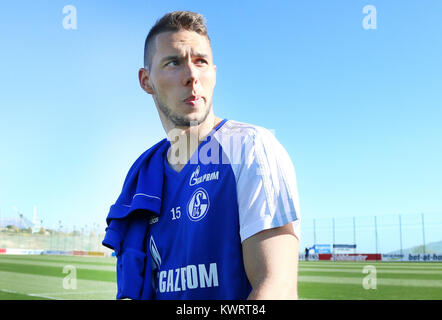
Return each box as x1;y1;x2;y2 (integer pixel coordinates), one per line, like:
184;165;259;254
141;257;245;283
213;120;301;242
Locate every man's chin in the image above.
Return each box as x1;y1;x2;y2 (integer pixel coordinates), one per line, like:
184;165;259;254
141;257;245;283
172;110;211;127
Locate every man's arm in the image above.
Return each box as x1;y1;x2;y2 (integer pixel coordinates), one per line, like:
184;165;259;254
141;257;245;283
242;223;299;300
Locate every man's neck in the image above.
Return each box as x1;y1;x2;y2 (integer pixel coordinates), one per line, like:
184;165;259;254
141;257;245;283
165;114;223;173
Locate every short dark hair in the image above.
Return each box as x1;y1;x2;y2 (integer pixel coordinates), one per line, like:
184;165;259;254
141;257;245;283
143;11;211;70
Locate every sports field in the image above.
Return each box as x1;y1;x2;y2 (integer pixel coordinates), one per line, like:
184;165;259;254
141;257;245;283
298;261;442;300
0;254;441;300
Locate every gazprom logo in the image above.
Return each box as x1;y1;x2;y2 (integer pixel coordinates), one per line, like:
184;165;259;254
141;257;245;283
189;165;219;186
187;188;210;221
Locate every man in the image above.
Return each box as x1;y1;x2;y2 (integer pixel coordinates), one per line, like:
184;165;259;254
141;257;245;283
104;10;301;300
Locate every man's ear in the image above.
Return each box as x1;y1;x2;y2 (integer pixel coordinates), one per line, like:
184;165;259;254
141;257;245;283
139;67;154;95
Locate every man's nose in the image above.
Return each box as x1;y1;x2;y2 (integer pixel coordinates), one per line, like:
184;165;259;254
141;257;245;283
182;61;198;86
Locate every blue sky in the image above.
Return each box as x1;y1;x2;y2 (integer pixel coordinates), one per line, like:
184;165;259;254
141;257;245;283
1;1;441;251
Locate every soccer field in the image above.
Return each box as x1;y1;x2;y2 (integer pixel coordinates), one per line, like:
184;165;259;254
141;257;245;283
0;255;441;300
0;254;117;300
298;261;442;300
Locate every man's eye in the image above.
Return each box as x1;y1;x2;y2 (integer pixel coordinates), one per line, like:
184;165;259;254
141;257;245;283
166;60;178;67
197;59;208;65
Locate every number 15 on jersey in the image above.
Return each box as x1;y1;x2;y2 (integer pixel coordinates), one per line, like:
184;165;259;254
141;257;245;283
171;206;181;220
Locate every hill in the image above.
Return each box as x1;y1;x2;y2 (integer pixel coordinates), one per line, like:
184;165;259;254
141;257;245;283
387;240;442;255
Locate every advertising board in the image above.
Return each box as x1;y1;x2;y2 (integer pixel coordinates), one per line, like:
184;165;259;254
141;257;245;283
319;253;381;261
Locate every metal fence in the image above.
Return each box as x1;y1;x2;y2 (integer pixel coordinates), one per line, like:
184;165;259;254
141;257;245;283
299;212;442;254
1;212;441;256
0;228;111;255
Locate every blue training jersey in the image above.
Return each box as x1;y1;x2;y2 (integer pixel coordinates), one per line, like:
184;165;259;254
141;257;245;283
143;119;301;300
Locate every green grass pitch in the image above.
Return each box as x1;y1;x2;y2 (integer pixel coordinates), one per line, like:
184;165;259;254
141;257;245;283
0;254;441;300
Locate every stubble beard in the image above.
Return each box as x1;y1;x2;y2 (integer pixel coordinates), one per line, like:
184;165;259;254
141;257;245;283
153;85;212;128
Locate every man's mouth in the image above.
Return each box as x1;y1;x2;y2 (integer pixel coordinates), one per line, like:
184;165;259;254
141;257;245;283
183;95;203;105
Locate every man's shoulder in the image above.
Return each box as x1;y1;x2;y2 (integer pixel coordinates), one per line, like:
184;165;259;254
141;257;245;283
124;138;168;177
214;119;288;169
134;138;168;161
217;119;277;144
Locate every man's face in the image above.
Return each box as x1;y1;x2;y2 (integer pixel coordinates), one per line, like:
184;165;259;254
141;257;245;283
144;30;217;127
